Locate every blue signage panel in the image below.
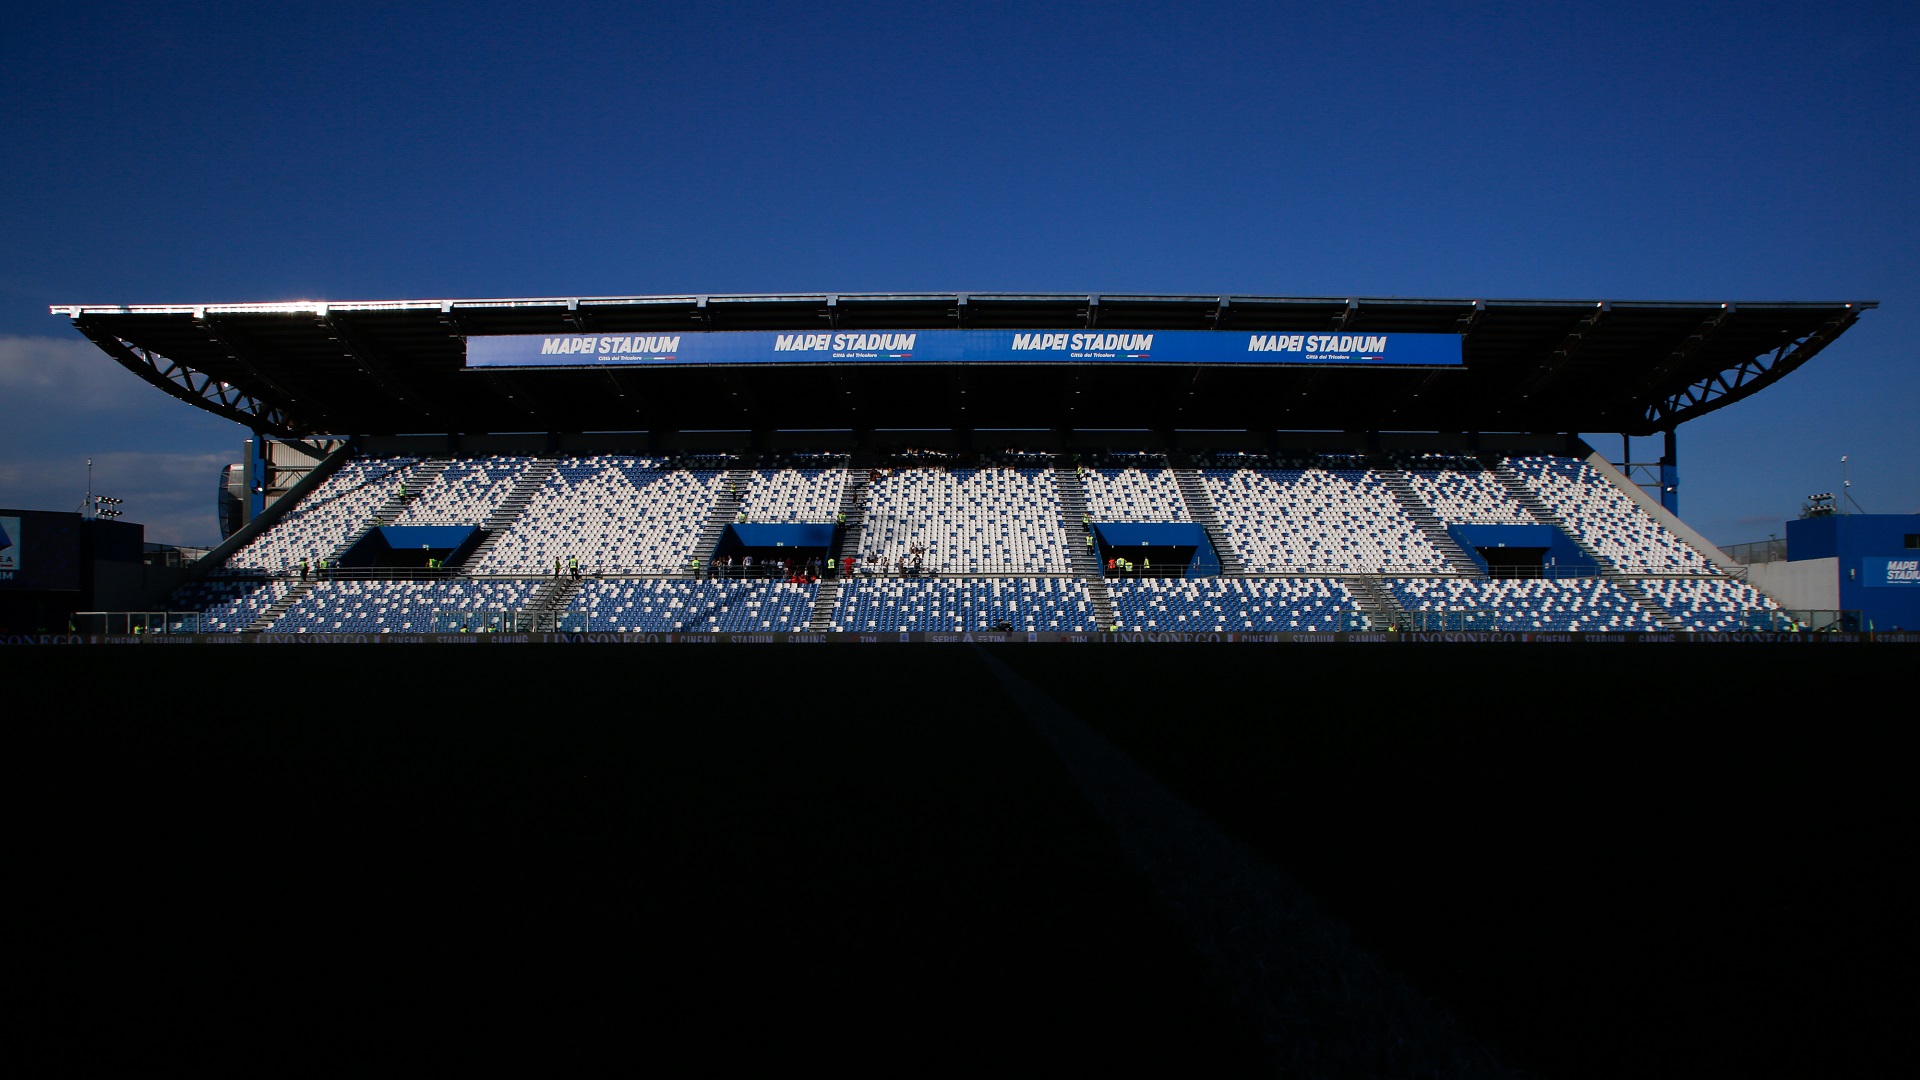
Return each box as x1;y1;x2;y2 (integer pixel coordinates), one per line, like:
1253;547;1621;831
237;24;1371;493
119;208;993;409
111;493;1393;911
1864;556;1920;587
466;329;1463;368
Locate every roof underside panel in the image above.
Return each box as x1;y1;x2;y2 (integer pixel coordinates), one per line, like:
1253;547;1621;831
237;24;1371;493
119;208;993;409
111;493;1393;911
58;294;1871;438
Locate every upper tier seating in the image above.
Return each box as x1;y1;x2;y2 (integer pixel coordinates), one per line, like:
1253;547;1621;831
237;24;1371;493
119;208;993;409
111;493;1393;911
163;579;294;631
1399;454;1533;523
858;465;1070;573
223;456;420;573
268;579;544;633
1506;456;1716;573
392;456;539;525
1108;577;1359;632
739;454;848;521
1387;577;1654;631
1080;452;1190;522
473;455;722;574
1636;577;1783;631
829;578;1092;632
564;580;817;632
1197;453;1448;573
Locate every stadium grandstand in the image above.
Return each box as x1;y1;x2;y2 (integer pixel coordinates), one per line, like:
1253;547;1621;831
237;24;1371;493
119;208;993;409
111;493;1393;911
44;291;1899;639
22;291;1916;1079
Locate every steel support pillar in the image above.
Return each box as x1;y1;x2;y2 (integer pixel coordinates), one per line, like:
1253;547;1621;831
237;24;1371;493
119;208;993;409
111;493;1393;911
247;435;268;520
1661;428;1679;516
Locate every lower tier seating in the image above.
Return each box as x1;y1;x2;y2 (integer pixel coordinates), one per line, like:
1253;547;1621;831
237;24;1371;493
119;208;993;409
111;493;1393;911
163;579;294;631
1636;577;1782;631
564;580;817;632
829;578;1092;632
1387;577;1654;631
1108;577;1360;632
269;580;544;633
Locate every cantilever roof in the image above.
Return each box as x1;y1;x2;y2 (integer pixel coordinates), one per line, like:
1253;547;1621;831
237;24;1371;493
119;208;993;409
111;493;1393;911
54;293;1873;439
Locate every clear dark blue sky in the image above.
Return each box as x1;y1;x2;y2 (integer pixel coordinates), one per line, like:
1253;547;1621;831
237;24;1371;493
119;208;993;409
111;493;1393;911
3;0;1913;544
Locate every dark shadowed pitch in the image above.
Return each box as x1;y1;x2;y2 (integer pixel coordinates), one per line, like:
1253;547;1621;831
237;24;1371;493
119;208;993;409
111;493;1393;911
11;643;1911;1075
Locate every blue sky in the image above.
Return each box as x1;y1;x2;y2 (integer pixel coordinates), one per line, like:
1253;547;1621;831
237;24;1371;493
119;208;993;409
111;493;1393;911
3;0;1914;545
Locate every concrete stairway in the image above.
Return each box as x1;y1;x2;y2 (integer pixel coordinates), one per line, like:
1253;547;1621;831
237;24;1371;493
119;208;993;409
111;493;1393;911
833;460;875;568
458;456;557;570
326;458;444;566
1172;466;1247;575
1341;574;1402;631
1609;579;1688;632
1377;468;1481;575
809;580;841;631
245;580;314;633
686;467;752;577
1054;461;1116;629
523;575;584;630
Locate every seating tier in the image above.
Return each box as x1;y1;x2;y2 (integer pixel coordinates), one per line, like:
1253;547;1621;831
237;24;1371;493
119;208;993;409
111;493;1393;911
269;579;544;633
1108;577;1359;632
1388;577;1654;631
1636;577;1781;631
1401;456;1533;523
223;457;419;573
1080;454;1189;522
1199;456;1447;573
857;467;1070;573
829;578;1091;632
163;579;294;631
1506;456;1715;573
392;456;538;525
565;580;817;632
473;455;721;574
740;463;847;522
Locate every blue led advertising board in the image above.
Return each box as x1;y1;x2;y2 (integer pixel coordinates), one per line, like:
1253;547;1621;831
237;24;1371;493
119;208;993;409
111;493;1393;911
466;329;1463;368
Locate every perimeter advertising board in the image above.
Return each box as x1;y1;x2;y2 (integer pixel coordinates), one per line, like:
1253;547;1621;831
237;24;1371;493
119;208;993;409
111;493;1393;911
467;329;1463;368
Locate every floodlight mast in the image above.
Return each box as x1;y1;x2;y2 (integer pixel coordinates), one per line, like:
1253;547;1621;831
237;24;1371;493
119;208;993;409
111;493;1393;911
1842;454;1867;514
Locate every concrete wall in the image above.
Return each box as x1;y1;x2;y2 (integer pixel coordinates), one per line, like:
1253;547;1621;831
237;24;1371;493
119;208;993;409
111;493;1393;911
1746;557;1838;611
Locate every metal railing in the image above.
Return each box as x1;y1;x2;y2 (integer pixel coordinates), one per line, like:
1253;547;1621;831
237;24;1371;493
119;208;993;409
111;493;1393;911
1721;538;1788;565
210;565;467;580
1739;609;1861;632
73;612;205;635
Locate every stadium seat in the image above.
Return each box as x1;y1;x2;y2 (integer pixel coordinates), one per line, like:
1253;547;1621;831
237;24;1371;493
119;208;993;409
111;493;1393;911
474;454;723;574
1195;452;1448;574
1107;577;1359;632
828;577;1092;632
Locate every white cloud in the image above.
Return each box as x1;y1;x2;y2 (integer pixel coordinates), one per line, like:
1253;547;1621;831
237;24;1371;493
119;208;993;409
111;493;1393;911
0;450;235;546
0;335;244;546
0;334;153;410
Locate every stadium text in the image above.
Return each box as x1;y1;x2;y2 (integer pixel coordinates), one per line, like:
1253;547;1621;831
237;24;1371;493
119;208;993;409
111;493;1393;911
773;333;919;352
539;336;682;355
1009;333;1155;351
1249;334;1389;354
